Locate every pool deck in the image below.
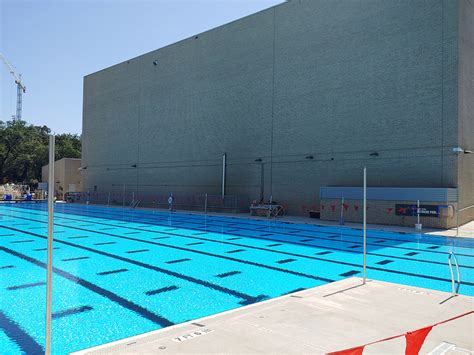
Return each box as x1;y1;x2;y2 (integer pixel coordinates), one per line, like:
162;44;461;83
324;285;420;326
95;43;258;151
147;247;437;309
74;277;473;354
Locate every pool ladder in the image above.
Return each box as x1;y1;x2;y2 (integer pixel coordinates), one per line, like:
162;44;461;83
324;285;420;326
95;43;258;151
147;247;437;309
447;252;461;296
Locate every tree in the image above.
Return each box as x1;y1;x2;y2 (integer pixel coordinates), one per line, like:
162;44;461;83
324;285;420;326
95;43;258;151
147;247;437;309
0;119;81;183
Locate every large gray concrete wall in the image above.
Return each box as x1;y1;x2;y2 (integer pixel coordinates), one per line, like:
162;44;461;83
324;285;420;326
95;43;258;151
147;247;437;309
83;0;463;215
458;0;474;224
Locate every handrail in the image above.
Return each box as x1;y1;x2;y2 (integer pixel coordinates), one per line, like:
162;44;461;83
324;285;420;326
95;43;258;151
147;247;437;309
447;252;461;296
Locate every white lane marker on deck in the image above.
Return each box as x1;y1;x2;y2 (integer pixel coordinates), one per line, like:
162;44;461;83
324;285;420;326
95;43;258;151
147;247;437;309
172;329;214;342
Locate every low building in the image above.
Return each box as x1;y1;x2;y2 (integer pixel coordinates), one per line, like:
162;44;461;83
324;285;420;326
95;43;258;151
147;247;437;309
42;158;82;199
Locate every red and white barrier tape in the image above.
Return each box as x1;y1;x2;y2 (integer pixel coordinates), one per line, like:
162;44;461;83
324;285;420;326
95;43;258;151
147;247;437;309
328;310;473;355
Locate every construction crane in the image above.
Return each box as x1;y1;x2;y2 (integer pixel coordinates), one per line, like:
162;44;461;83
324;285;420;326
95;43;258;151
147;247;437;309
0;52;26;122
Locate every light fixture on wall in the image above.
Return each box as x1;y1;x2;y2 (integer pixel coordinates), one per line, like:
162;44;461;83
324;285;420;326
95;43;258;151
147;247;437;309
255;158;262;162
305;155;314;160
369;152;379;157
453;147;473;154
131;164;137;168
153;60;158;66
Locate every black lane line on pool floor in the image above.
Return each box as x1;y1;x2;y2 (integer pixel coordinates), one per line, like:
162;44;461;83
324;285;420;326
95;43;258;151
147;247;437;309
14;206;474;261
165;258;190;264
52;306;93;319
97;268;128;276
5;216;474;289
7;281;46;290
126;249;149;254
0;216;336;284
0;226;268;305
277;259;297;264
216;271;241;278
25;206;468;262
340;270;360;277
4;216;474;293
145;285;179;296
376;260;394;265
0;246;174;327
3;210;474;279
29;211;474;270
1;265;15;269
36;204;471;250
0;310;44;354
62;256;90;262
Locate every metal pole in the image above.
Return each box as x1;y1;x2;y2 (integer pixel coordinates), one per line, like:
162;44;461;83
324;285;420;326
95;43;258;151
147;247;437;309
45;134;55;355
456;191;459;237
107;192;111;207
122;184;125;208
363;166;367;284
204;193;208;214
340;196;345;225
221;153;226;199
417;199;420;225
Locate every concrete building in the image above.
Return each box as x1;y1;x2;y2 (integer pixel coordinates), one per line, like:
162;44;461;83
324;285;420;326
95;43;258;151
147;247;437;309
42;158;82;199
82;0;473;227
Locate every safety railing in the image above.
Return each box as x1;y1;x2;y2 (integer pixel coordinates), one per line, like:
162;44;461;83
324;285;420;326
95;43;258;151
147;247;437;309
447;252;461;296
68;191;250;213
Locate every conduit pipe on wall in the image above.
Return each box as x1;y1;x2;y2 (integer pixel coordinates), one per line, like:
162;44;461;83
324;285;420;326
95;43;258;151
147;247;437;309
222;153;226;199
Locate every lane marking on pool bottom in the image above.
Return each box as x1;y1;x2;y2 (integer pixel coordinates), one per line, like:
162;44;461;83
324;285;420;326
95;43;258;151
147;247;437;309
52;306;93;319
0;226;268;305
0;310;44;354
34;203;474;252
0;246;174;327
6;214;474;290
0;216;337;284
6;281;46;291
10;208;474;268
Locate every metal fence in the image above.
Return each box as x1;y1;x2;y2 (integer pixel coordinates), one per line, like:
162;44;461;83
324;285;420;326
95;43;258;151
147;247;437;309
67;191;250;213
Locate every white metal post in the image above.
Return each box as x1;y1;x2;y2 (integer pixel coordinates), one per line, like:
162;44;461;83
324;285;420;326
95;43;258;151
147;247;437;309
456;191;459;237
45;135;55;355
363;166;367;284
221;153;226;199
340;196;345;225
417;200;420;225
415;199;422;231
122;184;125;208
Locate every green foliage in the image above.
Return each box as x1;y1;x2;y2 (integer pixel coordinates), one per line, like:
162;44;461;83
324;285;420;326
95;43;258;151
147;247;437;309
0;120;81;183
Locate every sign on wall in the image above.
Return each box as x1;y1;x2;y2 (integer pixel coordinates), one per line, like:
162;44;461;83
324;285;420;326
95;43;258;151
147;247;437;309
395;204;440;217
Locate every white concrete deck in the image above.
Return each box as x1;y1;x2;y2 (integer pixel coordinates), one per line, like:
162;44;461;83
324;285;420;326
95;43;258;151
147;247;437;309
74;278;473;354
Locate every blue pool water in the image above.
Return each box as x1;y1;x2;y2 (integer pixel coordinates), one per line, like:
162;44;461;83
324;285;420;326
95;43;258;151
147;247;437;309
0;203;473;354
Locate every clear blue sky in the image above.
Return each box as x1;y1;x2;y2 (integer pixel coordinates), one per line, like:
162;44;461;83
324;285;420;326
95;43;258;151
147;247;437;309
0;0;284;134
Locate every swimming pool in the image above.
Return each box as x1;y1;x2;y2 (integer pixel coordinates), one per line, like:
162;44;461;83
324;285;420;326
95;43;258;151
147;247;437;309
1;203;473;354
